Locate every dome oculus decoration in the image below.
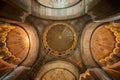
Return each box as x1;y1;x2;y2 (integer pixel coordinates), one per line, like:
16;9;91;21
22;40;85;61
37;0;80;8
43;22;77;56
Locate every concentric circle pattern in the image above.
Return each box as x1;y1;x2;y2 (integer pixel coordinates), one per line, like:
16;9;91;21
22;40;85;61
43;23;77;56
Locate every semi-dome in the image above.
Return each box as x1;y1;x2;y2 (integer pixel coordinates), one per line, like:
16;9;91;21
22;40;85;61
37;0;80;8
0;24;30;76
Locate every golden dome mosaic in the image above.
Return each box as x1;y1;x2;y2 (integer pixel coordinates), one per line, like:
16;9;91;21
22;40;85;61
0;24;30;65
91;23;120;67
43;22;77;56
0;24;30;77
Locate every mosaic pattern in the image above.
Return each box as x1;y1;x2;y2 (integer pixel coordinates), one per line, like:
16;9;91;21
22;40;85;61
91;23;120;66
43;22;77;56
0;24;30;77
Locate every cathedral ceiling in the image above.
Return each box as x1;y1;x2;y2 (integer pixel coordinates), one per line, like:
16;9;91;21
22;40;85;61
0;0;120;80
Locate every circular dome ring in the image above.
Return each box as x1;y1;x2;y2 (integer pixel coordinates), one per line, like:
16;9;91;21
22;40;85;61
43;22;77;56
36;0;81;9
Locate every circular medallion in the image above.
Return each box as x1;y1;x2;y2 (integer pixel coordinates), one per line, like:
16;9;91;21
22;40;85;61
37;0;81;9
43;23;77;56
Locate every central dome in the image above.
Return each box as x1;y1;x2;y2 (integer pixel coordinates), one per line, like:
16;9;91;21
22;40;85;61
43;23;77;56
37;0;80;8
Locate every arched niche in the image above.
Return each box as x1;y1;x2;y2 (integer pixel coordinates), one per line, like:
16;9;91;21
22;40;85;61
80;22;113;80
32;0;100;20
0;20;39;80
35;60;80;80
80;14;120;80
